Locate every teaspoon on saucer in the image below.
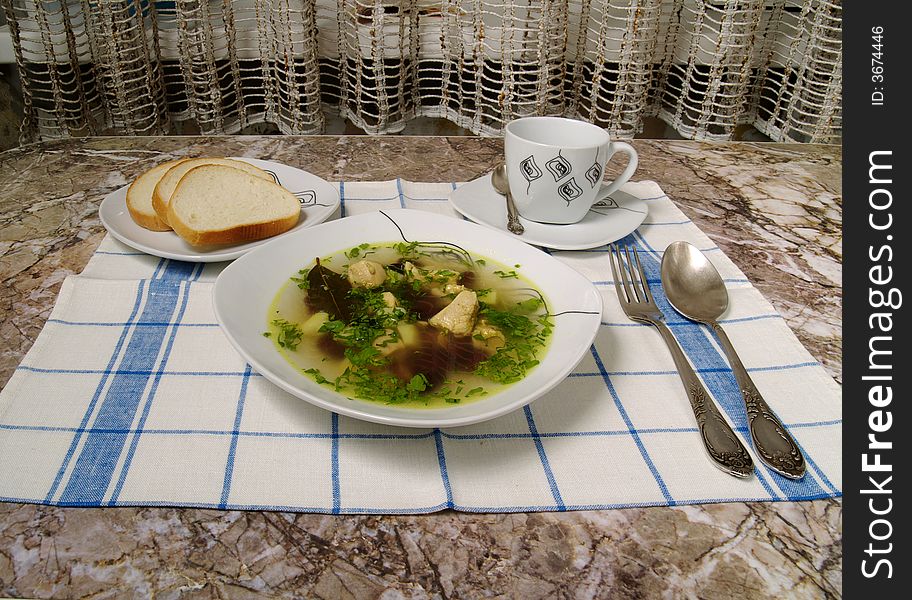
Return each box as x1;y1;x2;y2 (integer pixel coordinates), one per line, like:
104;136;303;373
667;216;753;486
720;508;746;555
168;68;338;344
491;164;525;235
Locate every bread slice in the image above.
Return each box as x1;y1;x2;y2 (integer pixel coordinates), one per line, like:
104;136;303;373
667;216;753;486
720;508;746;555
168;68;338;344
125;159;187;231
152;157;273;226
167;164;301;247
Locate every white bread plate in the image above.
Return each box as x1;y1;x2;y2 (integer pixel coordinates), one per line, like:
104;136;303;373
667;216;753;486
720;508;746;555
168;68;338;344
99;157;340;262
213;209;603;428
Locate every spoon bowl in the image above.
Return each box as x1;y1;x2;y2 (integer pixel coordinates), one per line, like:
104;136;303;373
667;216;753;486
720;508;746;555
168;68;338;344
660;241;729;321
660;241;806;480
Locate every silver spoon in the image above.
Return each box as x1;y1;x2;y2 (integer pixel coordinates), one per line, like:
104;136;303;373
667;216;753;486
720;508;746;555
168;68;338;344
661;241;806;479
491;164;524;235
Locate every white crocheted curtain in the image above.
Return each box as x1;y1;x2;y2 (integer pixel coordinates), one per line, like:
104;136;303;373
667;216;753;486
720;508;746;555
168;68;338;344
1;0;842;143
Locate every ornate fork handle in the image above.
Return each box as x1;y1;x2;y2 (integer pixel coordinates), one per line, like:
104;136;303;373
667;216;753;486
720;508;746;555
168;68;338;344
647;318;754;478
709;322;806;479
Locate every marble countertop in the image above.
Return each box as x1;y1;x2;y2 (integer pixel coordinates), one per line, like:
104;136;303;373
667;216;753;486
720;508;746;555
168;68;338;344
0;136;841;598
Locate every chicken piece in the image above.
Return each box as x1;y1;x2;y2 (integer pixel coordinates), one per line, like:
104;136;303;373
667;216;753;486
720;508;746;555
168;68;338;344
403;261;421;280
404;261;465;297
381;291;397;309
443;281;466;296
347;259;386;288
376;291;409;323
472;319;507;354
472;318;501;340
471;318;505;353
428;290;478;336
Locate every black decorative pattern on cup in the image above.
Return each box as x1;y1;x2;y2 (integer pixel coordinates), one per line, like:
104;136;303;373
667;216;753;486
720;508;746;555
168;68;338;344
557;178;583;205
585;163;602;188
519;156;543;185
585;148;602;188
546;153;572;181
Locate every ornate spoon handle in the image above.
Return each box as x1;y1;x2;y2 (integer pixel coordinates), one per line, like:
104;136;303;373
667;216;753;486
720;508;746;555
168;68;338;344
505;191;524;235
710;322;806;479
651;320;754;478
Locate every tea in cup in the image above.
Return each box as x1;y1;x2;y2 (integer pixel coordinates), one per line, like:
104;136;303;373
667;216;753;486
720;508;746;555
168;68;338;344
504;117;638;224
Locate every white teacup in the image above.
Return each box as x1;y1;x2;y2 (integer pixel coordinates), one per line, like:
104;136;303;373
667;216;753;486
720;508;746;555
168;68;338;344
504;117;638;224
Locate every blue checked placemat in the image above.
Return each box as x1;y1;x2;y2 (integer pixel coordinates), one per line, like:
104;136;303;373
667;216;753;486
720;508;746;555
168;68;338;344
0;180;842;513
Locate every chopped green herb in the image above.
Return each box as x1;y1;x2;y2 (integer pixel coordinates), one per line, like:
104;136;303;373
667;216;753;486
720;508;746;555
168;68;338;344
345;243;372;260
291;267;311;290
473;305;552;384
407;374;429;393
515;297;544;312
271;318;304;350
304;368;329;384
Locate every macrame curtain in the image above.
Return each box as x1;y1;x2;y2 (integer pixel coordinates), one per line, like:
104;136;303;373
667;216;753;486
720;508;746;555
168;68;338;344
1;0;842;144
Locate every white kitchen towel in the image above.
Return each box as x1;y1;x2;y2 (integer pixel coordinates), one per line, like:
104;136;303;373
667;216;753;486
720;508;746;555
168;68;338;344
0;180;842;513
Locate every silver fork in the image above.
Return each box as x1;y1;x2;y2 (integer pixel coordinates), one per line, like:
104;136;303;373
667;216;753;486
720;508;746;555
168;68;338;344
608;244;754;478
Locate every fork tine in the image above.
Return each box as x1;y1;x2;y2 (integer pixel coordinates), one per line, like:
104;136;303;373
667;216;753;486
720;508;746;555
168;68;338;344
631;246;654;304
608;244;619;295
621;244;644;303
608;244;629;303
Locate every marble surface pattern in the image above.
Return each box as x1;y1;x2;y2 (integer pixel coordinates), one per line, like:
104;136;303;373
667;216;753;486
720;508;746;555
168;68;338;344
0;136;841;598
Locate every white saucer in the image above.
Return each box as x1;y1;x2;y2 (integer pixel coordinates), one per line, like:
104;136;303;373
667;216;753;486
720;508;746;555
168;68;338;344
448;173;648;250
99;157;340;263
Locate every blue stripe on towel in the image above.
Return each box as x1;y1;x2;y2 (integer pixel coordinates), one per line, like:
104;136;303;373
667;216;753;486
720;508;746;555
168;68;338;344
106;277;194;504
523;406;566;510
43;280;149;503
331;413;341;514
219;365;252;509
396;178;406;208
433;429;454;509
340;194;450;203
0;417;841;442
57;264;191;505
339;181;346;217
800;427;841;495
46;319;220;328
14;357;821;379
590;345;675;504
159;260;199;281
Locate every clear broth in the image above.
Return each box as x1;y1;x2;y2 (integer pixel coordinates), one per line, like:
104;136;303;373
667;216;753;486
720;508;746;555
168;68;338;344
266;242;552;409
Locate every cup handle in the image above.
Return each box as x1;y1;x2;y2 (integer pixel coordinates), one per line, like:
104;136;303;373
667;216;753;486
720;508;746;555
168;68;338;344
594;141;638;203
